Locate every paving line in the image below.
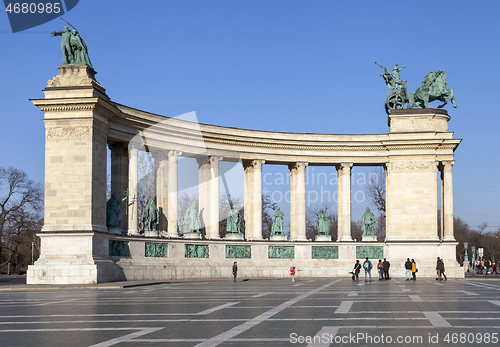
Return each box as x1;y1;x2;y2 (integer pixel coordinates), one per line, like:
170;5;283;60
347;291;359;297
192;279;341;347
401;289;411;292
488;300;500;307
251;292;273;298
457;290;478;296
334;301;353;314
423;311;452;327
293;283;304;287
306;326;340;347
33;298;79;307
357;283;364;287
409;295;423;302
87;327;164;347
197;302;239;315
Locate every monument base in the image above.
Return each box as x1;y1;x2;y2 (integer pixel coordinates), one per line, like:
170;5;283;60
145;230;160;238
225;233;244;240
362;236;377;242
315;235;332;242
270;234;287;241
183;232;202;239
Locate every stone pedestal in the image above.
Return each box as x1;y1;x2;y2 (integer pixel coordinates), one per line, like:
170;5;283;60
225;233;244;241
388;108;450;132
184;232;202;239
270;234;287;241
362;236;377;242
145;230;160;238
315;235;332;242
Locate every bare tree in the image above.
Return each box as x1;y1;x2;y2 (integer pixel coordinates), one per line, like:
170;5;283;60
365;166;386;213
0;167;43;271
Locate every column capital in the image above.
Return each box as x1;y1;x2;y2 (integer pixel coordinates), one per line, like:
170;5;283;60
168;150;182;159
242;160;253;170
335;162;353;172
288;162;308;172
196;156;209;167
209;155;224;164
441;160;455;168
251;159;265;169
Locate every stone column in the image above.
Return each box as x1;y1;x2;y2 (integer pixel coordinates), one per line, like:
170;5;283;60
155;153;168;234
243;161;254;239
167;150;182;237
440;168;444;239
442;160;455;241
289;162;308;241
288;164;297;240
336;163;353;241
109;142;129;233
252;160;265;240
128;146;140;236
207;156;223;239
197;157;211;235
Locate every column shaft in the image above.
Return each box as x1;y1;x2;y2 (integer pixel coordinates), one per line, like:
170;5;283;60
128;147;139;235
296;162;308;241
252;160;265;240
197;157;211;235
243;161;254;239
155;154;168;233
337;163;353;241
207;156;223;239
288;164;298;240
167;150;182;237
443;161;455;241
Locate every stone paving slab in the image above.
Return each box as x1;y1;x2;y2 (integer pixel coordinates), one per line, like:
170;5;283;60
1;278;500;346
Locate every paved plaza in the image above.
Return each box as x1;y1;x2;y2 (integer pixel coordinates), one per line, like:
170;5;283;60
1;277;500;346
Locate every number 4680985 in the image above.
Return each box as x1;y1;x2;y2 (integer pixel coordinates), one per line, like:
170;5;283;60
5;2;61;14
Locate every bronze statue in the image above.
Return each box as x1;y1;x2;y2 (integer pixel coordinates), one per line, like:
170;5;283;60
376;62;408;114
106;193;122;228
407;70;457;109
316;209;331;236
226;207;241;234
143;198;159;232
52;21;93;69
361;208;377;238
271;207;284;236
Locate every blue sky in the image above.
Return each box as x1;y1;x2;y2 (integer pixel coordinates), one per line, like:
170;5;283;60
1;1;499;232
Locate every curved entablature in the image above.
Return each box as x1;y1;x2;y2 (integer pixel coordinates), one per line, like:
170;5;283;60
107;102;461;165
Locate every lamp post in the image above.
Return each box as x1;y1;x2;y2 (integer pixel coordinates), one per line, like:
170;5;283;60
492;236;498;264
464;242;469;263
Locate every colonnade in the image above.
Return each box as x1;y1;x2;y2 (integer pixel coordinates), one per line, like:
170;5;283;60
110;144;456;241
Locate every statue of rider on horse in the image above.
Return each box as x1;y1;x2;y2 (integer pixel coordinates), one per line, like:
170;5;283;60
376;62;457;114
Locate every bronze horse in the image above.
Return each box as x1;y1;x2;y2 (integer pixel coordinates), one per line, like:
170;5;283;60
407;70;457;109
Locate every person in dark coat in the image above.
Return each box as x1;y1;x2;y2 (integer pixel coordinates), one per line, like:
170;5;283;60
436;257;444;280
232;262;238;282
405;258;412;281
352;260;361;282
383;258;390;280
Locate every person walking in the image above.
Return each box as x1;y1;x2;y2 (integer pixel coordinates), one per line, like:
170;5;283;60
411;259;417;281
352;260;361;282
290;267;296;282
377;259;383;280
383;258;390;280
405;258;412;281
232;262;238;282
363;257;372;282
436;257;444;280
441;260;447;281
